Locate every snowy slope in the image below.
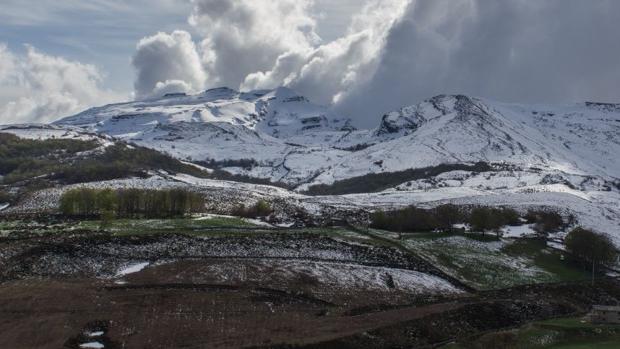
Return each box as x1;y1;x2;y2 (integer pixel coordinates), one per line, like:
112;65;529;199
313;95;620;185
46;90;620;239
56;86;352;139
5;90;620;242
54;91;620;188
0;124;113;144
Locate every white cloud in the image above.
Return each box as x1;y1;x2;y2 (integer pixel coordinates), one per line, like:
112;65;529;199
132;30;207;99
189;0;320;89
181;0;620;127
336;0;620;126
0;44;124;124
189;0;409;107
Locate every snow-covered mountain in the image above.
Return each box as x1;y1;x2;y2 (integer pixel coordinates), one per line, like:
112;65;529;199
55;89;620;188
57;86;353;139
3;87;620;240
313;95;620;185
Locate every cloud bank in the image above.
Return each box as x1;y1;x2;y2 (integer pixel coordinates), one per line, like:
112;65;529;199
0;44;123;124
337;0;620;126
130;0;620;126
4;0;618;126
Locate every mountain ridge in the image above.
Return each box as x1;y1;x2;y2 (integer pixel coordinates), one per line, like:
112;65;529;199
50;87;620;188
2;88;619;241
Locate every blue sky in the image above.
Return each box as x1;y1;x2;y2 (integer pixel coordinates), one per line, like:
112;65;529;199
0;0;358;93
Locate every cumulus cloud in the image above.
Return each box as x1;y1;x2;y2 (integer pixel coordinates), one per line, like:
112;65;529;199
242;0;409;105
189;0;320;89
132;30;206;99
130;0;620;127
337;0;620;126
0;44;124;124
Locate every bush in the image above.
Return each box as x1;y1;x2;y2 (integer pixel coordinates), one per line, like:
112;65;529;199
565;227;617;268
60;188;205;219
469;207;520;233
525;210;564;235
370;205;522;234
370;204;466;233
0;190;14;204
232;200;273;218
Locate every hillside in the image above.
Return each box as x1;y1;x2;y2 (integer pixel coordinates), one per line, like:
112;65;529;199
54;90;620;187
2;89;618;240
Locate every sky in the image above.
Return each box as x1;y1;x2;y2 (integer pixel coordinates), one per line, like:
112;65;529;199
1;0;619;127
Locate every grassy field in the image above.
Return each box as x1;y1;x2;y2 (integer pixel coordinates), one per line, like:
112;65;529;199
1;218;593;291
0;216;263;237
78;215;259;233
443;317;620;348
0;217;377;241
383;231;592;290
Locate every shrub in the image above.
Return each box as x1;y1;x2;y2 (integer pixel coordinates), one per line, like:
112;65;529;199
370;205;467;233
565;227;617;268
0;190;14;204
469;207;521;233
525;210;564;235
232;200;273;218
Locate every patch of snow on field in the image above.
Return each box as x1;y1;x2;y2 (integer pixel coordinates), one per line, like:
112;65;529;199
116;262;149;276
242;218;273;227
502;225;537;238
294;261;461;293
0;204;8;211
79;343;104;349
202;260;462;294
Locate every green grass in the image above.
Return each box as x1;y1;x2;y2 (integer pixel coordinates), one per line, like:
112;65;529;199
517;317;620;348
0;218;375;241
502;239;592;282
400;234;591;290
443;316;620;348
77;216;261;235
0;219;85;237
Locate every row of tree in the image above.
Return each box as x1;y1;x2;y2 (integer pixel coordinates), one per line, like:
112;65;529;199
60;188;205;219
305;162;493;195
370;205;565;235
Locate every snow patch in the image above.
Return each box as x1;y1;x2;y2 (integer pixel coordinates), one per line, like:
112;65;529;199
79;343;104;349
115;262;149;277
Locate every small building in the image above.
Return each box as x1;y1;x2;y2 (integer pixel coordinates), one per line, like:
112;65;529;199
589;305;620;324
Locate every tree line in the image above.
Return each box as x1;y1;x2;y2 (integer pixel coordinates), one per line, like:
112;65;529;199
370;205;566;235
60;188;205;219
305;162;493;195
0;133;210;186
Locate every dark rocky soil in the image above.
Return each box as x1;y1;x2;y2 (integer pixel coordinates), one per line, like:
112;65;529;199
2;232;620;348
